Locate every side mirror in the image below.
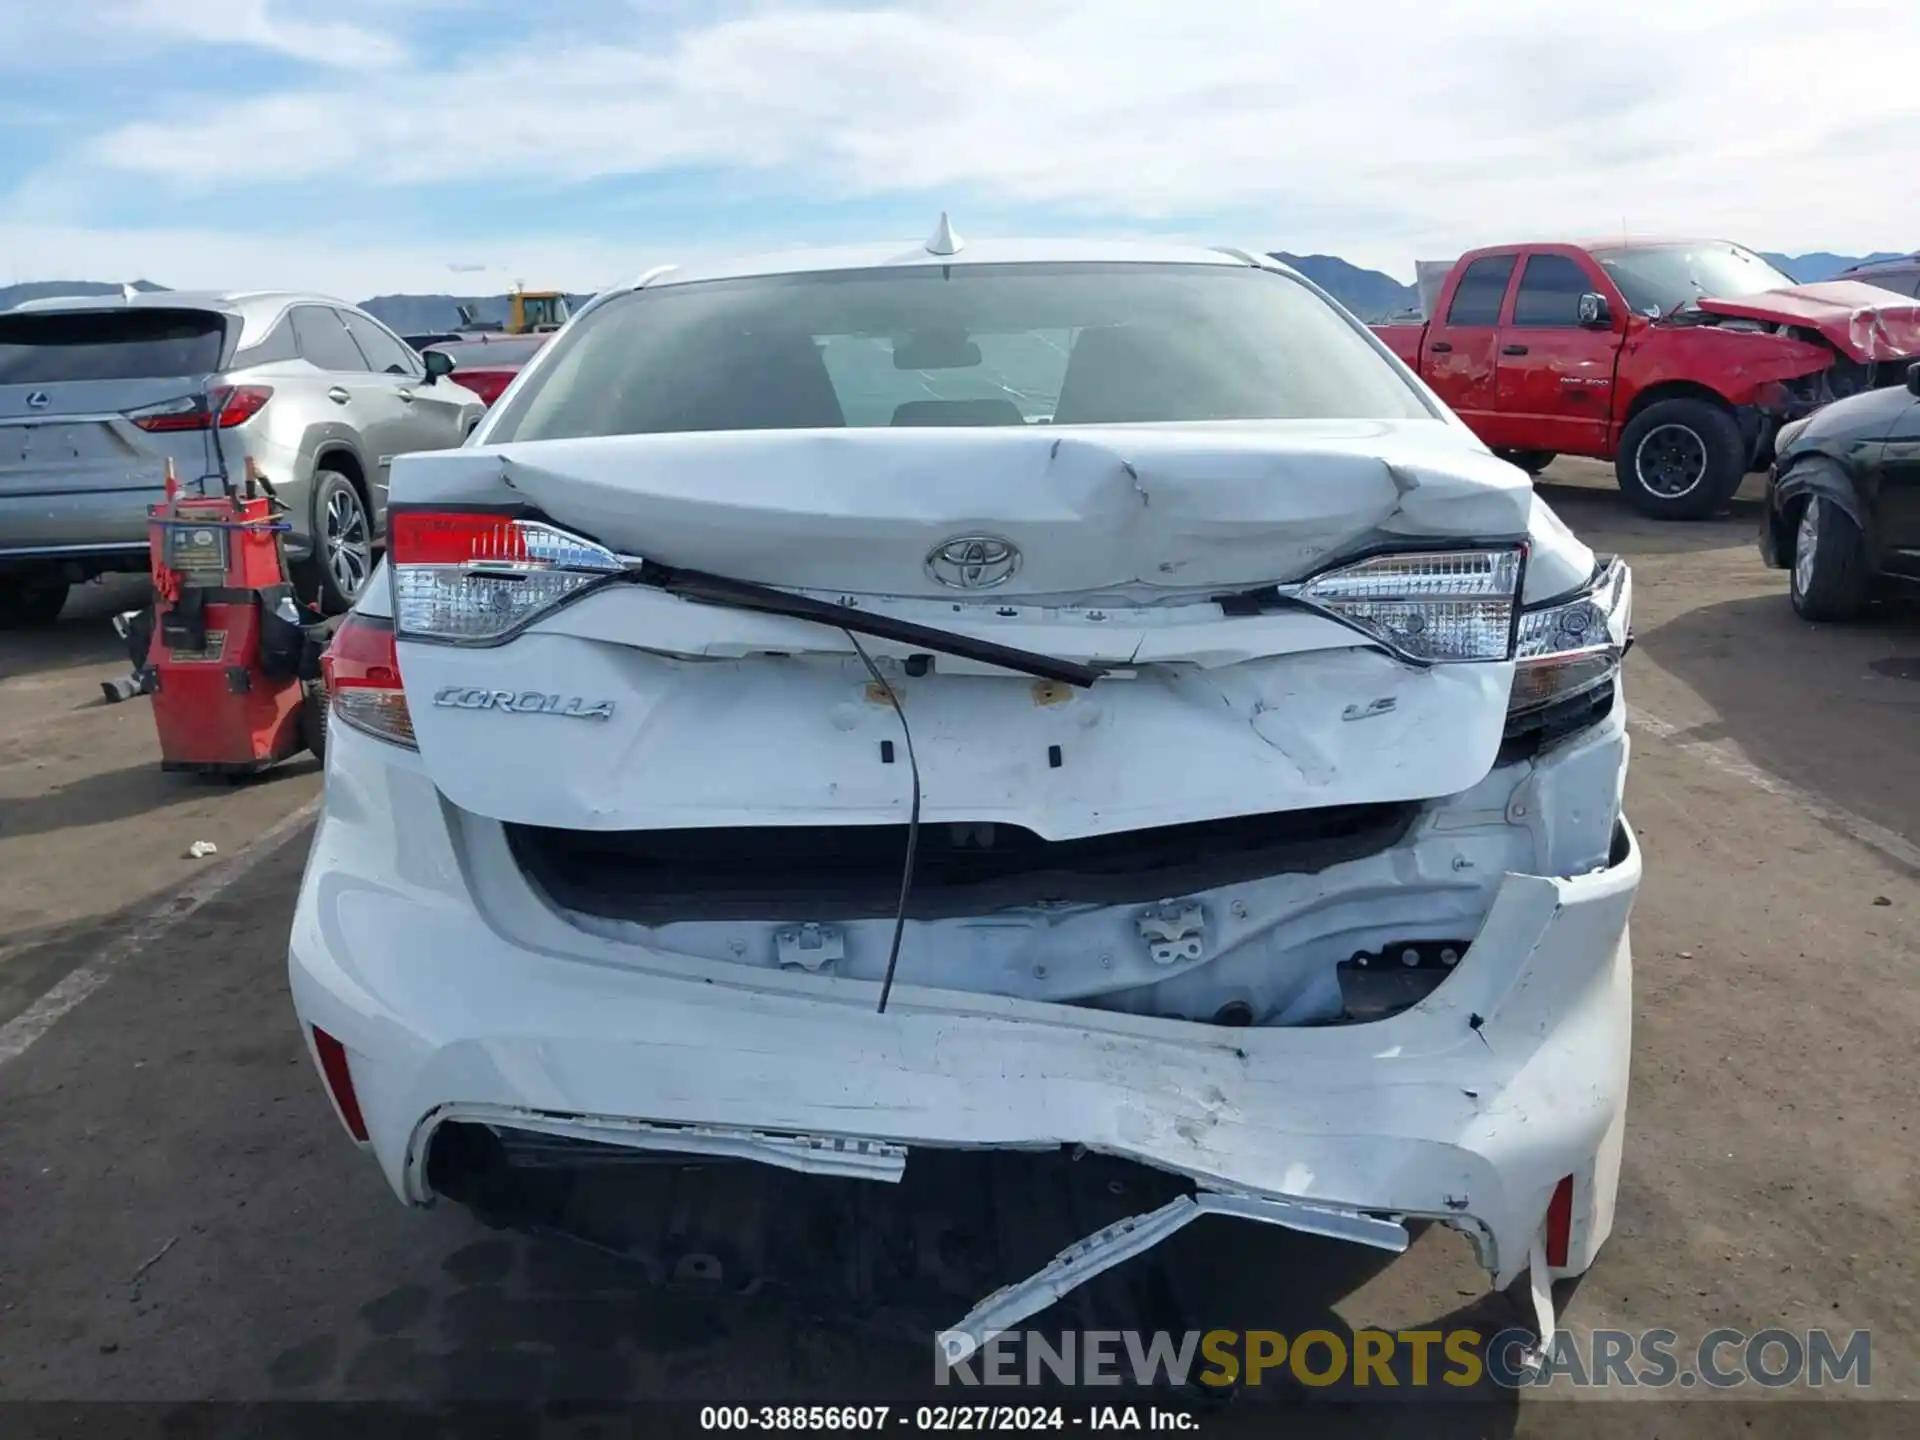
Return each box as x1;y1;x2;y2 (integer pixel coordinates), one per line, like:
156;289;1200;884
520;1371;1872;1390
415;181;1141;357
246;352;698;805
1907;360;1920;398
422;349;456;383
1577;293;1613;329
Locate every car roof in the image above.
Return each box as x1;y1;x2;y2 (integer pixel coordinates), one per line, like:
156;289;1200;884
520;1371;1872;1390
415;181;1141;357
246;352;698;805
7;288;351;318
4;287;404;352
1838;253;1920;276
1564;236;1744;251
629;234;1274;291
1448;237;1749;256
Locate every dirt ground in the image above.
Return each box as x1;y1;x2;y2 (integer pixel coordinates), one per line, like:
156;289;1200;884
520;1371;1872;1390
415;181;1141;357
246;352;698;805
1;465;1915;1434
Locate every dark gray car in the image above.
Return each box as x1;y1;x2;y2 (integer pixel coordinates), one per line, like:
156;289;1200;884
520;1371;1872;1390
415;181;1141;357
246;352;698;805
0;290;484;626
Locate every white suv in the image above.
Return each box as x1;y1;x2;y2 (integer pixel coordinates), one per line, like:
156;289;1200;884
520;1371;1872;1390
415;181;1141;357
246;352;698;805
290;231;1638;1360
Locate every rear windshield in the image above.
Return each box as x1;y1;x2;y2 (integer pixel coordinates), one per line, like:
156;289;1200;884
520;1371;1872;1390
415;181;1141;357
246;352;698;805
487;262;1432;440
0;309;228;384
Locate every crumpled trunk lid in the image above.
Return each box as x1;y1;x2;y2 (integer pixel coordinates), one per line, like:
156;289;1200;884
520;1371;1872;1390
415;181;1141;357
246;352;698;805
389;420;1532;837
406;420;1531;600
1694;281;1920;363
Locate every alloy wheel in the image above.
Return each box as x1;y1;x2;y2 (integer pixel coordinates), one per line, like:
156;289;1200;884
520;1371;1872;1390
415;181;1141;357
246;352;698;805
325;486;372;600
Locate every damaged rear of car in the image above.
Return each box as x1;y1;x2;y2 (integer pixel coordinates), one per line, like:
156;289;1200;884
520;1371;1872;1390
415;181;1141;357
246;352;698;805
289;238;1639;1361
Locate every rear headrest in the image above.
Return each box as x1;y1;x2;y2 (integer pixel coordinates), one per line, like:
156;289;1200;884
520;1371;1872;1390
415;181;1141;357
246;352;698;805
673;330;845;430
890;398;1027;427
1052;325;1179;424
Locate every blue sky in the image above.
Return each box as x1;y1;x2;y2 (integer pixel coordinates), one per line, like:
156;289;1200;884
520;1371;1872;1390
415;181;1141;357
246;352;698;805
0;0;1912;298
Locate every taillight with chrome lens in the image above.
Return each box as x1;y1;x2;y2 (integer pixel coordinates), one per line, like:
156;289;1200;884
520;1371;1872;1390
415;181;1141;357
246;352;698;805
1509;557;1632;722
322;613;416;748
389;510;626;644
1291;548;1523;662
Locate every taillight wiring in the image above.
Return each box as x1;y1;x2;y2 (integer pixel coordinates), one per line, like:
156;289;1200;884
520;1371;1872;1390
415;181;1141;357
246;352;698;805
843;630;921;1015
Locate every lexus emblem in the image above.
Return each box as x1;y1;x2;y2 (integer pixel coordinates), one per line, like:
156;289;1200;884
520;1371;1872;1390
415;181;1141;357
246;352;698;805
24;391;50;410
926;534;1021;590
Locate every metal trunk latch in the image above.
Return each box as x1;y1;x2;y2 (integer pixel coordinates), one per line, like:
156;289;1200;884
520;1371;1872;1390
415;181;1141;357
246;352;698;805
1136;902;1205;966
775;923;845;973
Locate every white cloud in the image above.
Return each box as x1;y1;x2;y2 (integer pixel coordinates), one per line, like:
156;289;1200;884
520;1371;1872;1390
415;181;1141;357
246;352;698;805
114;0;405;68
10;0;1920;284
0;221;681;300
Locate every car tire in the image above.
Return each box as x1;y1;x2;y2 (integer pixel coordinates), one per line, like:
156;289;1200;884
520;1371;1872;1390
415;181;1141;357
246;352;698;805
1616;399;1746;520
1789;496;1872;622
293;470;374;615
1497;449;1557;475
0;576;70;629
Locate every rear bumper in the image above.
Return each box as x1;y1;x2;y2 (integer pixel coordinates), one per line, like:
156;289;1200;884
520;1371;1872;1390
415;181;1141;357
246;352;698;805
0;486;160;557
289;723;1639;1290
0;541;150;579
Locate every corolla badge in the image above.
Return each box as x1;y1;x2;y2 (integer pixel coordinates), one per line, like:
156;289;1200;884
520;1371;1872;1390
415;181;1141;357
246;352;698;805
432;687;614;720
925;534;1021;590
24;391;50;410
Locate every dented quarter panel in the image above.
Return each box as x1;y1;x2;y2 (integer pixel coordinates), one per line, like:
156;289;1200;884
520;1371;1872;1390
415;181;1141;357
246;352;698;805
1611;320;1835;418
1518;496;1595;601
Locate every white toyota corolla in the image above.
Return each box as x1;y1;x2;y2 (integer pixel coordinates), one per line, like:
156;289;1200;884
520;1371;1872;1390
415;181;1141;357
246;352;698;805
290;226;1637;1362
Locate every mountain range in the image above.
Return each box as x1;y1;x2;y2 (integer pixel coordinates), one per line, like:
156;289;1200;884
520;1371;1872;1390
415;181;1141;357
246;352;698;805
0;250;1908;330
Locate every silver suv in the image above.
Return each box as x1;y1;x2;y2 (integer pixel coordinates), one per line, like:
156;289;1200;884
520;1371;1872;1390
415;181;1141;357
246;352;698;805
0;289;485;626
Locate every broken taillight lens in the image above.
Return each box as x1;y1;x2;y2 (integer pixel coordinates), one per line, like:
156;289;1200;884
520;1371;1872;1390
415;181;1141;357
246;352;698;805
389;509;625;644
323;612;415;748
1509;558;1632;723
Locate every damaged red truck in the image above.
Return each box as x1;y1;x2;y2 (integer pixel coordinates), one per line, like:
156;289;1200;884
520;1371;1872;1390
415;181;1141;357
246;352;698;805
1372;240;1920;519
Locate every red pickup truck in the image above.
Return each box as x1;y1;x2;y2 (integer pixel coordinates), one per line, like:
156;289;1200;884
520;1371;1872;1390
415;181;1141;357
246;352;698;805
1371;239;1920;519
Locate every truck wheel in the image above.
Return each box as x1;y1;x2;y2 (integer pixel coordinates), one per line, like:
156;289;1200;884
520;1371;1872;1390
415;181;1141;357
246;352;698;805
1616;399;1746;520
0;576;70;629
1789;496;1872;622
1497;449;1557;475
292;470;374;615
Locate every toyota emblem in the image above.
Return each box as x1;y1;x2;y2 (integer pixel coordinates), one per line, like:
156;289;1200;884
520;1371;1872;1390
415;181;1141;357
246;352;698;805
925;535;1021;590
24;391;50;410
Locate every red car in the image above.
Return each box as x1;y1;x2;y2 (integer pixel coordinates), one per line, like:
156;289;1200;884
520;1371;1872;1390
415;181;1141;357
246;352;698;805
1371;239;1920;519
424;333;547;411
